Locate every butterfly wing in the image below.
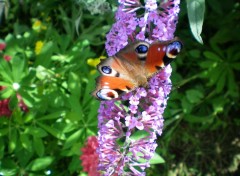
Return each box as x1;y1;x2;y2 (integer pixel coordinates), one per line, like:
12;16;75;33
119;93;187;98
92;76;135;100
145;38;183;76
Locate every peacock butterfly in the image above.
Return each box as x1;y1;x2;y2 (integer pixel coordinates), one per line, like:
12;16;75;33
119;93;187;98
92;38;183;101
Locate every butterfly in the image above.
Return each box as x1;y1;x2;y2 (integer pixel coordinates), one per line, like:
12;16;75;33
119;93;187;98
92;38;183;101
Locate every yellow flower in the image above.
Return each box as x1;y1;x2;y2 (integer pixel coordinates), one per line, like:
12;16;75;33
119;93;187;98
35;41;44;55
32;19;47;32
87;56;106;75
32;20;42;32
87;56;106;67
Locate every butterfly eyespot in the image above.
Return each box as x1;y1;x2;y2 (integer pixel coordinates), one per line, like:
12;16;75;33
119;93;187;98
135;44;148;54
166;41;182;59
96;89;119;101
101;66;112;74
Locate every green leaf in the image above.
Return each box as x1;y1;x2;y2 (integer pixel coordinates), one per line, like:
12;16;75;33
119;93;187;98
11;56;26;82
67;95;83;120
0;81;11;87
209;65;224;85
216;70;226;93
20;134;32;151
181;97;194;114
37;122;66;140
18;89;35;108
84;99;100;123
9;93;18;110
68;156;82;173
183;114;214;123
9;129;17;152
203;51;222;61
34;41;55;67
187;0;205;44
83;75;96;105
137;152;165;165
36;65;55;80
0;138;5;158
33;137;44;157
186;89;204;103
0;86;14;99
63;129;83;149
38;110;66;121
130;130;149;141
149;153;165;164
15;148;33;167
0;169;17;176
25;127;48;138
231;62;240;71
0;58;13;82
65;111;83;123
27;156;54;171
227;69;238;96
68;72;81;97
0;128;9;137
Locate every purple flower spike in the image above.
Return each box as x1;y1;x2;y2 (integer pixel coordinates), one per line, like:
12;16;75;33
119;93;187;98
98;0;181;175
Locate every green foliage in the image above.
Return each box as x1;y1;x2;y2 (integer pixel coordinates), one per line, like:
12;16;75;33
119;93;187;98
0;0;109;175
0;0;239;175
153;0;240;175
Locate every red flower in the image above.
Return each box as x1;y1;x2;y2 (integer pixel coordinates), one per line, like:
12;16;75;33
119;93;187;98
80;136;100;176
3;55;11;61
0;99;12;117
0;43;6;51
0;86;28;117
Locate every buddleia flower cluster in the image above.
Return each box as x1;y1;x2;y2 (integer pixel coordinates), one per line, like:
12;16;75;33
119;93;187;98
81;0;181;175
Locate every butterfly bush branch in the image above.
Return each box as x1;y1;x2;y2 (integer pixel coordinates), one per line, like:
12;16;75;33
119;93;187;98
98;0;180;175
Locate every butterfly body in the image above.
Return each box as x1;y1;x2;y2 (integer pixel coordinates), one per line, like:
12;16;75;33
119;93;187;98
93;38;182;101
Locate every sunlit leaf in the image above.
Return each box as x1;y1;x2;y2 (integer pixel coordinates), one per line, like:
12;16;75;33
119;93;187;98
0;59;13;83
9;129;17;152
27;156;54;171
20;134;32;151
68;72;81;97
149;153;165;164
11;56;26;82
187;0;205;44
130;130;149;141
37;111;66;121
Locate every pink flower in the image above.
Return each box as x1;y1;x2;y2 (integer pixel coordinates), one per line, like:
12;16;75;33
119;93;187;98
80;136;100;176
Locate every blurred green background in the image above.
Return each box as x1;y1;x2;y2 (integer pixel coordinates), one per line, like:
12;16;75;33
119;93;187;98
0;0;239;175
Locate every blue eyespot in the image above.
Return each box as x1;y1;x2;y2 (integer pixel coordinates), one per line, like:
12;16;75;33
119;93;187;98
166;41;183;58
101;66;112;74
135;44;148;54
